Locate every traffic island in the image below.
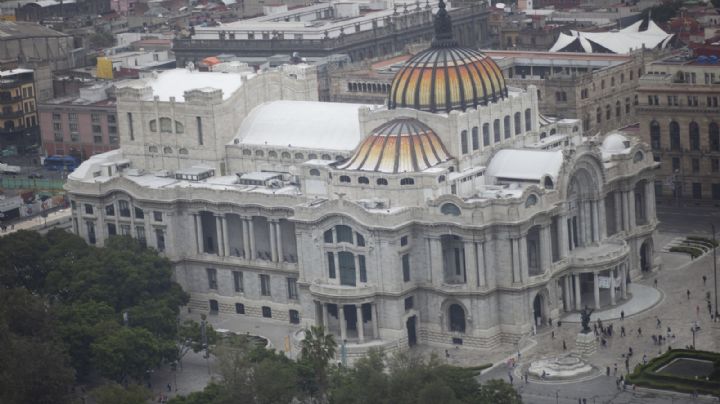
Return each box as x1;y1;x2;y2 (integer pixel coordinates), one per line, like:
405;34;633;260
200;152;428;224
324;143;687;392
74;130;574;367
626;349;720;395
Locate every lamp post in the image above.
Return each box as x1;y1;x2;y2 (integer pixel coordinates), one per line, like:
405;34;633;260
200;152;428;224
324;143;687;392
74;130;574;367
691;326;696;349
712;223;718;320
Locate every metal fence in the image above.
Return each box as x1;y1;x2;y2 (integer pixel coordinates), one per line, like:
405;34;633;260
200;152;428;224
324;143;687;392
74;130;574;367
0;177;66;191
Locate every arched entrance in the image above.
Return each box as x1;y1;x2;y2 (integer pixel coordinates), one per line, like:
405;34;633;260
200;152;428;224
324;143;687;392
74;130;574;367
533;294;545;327
406;316;417;347
640;239;653;272
448;304;466;333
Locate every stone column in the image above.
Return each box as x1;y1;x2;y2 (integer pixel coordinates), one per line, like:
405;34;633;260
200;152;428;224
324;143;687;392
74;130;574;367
356;305;364;343
430;238;444;285
593;271;601;309
627;190;636;229
354;254;361;284
334;253;340;281
574;274;582;310
610;267;617;305
372;303;379;339
564;276;572;312
241;218;250;258
248;218;256;260
597;198;607;240
477;242;486;287
591;200;600;243
540;226;552;273
322;303;330;330
621;263;628;299
622;191;631;231
339;305;347;342
194;214;203;254
221;215;230;257
511;238;521;283
275;221;284;262
215;215;224;256
645;181;655;222
615;191;624;232
269;220;278;262
559;215;569;258
568;217;575;251
464;241;477;287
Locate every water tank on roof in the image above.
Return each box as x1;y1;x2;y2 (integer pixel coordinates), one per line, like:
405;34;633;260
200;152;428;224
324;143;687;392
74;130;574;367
709;55;719;64
698;56;708;64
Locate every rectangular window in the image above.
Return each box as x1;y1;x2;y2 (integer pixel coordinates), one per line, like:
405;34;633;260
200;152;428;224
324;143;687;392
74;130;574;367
196;116;203;145
135;226;146;246
713;184;720;200
69;122;79;133
52;112;61;120
402;254;410;282
260;274;271;296
127;112;134;141
692;158;700;173
287;277;298;300
712;159;719;173
105;204;115;216
107;115;116;124
327;252;336;278
91;113;101;123
289;310;300;324
118;200;130;217
92;124;102;134
84;204;94;215
206;268;218;290
359;255;367;283
53;122;61;131
108;126;117;134
120;224;131;236
233;271;244;292
404;296;414;311
134;207;144;219
400;236;408;246
153;211;162;222
262;306;272;318
68;112;78;121
471;128;479;151
155;229;165;251
54;132;63;142
482;124;490;146
460;131;468;154
107;223;117;236
86;221;96;244
692;183;702;199
93;135;102;144
672;157;680;171
109;136;118;145
235;303;245;314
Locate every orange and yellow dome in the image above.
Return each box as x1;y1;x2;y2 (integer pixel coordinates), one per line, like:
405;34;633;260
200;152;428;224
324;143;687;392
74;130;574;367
388;0;507;113
338;118;451;173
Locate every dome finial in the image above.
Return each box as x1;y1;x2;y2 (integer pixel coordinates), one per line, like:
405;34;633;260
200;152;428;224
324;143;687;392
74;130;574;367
432;0;457;47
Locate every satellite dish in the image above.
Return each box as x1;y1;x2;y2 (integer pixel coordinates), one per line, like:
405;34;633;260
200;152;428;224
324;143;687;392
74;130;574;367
496;2;506;8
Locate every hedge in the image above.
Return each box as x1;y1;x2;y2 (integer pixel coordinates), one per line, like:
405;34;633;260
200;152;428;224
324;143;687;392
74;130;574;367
687;236;719;247
670;246;704;259
626;349;720;396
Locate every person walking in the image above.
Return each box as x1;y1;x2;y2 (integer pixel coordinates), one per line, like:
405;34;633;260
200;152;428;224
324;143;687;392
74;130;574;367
551;330;555;339
687;289;691;300
637;327;642;337
656;317;661;329
563;340;567;350
703;275;707;286
620;325;626;337
654;278;658;288
613;363;618;376
621;310;625;321
508;371;514;385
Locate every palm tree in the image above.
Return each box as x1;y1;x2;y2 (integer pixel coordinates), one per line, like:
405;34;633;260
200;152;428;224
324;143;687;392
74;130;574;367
300;325;337;397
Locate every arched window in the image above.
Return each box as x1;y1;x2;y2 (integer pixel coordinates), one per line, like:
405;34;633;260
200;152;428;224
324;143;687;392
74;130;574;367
596;107;602;124
175;122;184;134
358;176;369;184
440;202;461;216
242;149;252;156
482;123;490;146
321;154;331;160
525;109;532;131
268;151;278;158
308;153;318;160
710;122;719;152
309;169;320;176
163;146;172;154
514;112;521;135
149;120;157;132
669;121;680;150
160;117;172;133
335;155;344;161
339;175;351;183
544;176;554;189
400;177;414;185
525;194;538;207
633;151;644;163
471;127;479;150
376;178;388;186
615;101;621;118
149;145;158;153
550;129;556;136
504;115;511;138
179;148;188;155
540;132;547;139
281;151;291;159
294;152;304;159
255;150;265;157
336;225;353;243
460;130;468;154
605;104;611;120
449;304;466;333
650;120;661;149
625;97;631;114
689;122;700;150
493;119;500;142
438;175;445;183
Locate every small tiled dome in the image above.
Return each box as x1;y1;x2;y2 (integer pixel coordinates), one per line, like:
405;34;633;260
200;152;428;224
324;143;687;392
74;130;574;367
388;0;507;113
338;118;451;173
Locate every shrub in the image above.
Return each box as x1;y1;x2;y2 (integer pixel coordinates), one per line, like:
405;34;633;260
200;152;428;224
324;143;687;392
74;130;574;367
687;236;719;247
669;246;703;259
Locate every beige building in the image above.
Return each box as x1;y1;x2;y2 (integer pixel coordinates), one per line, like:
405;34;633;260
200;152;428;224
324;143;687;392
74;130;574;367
636;54;720;204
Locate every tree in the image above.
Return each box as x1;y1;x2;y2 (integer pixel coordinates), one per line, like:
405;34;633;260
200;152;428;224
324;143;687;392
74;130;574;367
299;325;337;396
176;319;218;366
0;230;49;291
92;327;162;384
90;383;152;404
474;379;523;404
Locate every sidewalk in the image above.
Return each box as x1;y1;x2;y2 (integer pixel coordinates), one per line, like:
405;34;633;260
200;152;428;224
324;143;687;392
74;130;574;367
0;208;72;237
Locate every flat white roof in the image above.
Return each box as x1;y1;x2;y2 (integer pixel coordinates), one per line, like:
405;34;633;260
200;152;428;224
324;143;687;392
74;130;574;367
486;149;564;182
117;69;251;102
234;100;375;151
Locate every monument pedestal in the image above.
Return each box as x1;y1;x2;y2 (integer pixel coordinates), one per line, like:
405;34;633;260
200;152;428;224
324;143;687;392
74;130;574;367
574;332;597;357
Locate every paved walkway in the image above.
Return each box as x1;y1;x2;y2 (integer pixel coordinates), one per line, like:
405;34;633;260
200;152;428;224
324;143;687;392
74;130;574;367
0;208;72;237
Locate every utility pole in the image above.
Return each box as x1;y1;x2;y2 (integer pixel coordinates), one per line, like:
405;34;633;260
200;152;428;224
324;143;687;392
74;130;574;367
712;223;718;320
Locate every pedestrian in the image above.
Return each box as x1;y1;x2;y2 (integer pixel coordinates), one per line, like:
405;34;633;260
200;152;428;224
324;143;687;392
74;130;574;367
548;317;553;327
563;339;567;350
166;383;171;392
703;275;707;286
654;278;658;288
642;354;647;365
638;327;642;337
606;366;610;376
621;310;625;321
621;325;626;337
552;330;555;339
687;289;691;300
652;335;657;345
613;363;618;376
445;349;449;359
508;371;514;385
656;316;661;329
625;358;630;372
524;371;529;384
697;305;701;317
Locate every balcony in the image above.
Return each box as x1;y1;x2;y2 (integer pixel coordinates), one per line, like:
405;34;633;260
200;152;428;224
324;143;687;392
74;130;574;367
567;238;629;270
309;282;376;299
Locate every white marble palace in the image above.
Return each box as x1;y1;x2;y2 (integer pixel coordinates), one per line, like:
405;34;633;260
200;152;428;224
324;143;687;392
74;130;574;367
66;1;659;356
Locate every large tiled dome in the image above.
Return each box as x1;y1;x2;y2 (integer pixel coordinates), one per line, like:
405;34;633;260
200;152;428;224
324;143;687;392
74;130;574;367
338;118;451;173
388;0;507;113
